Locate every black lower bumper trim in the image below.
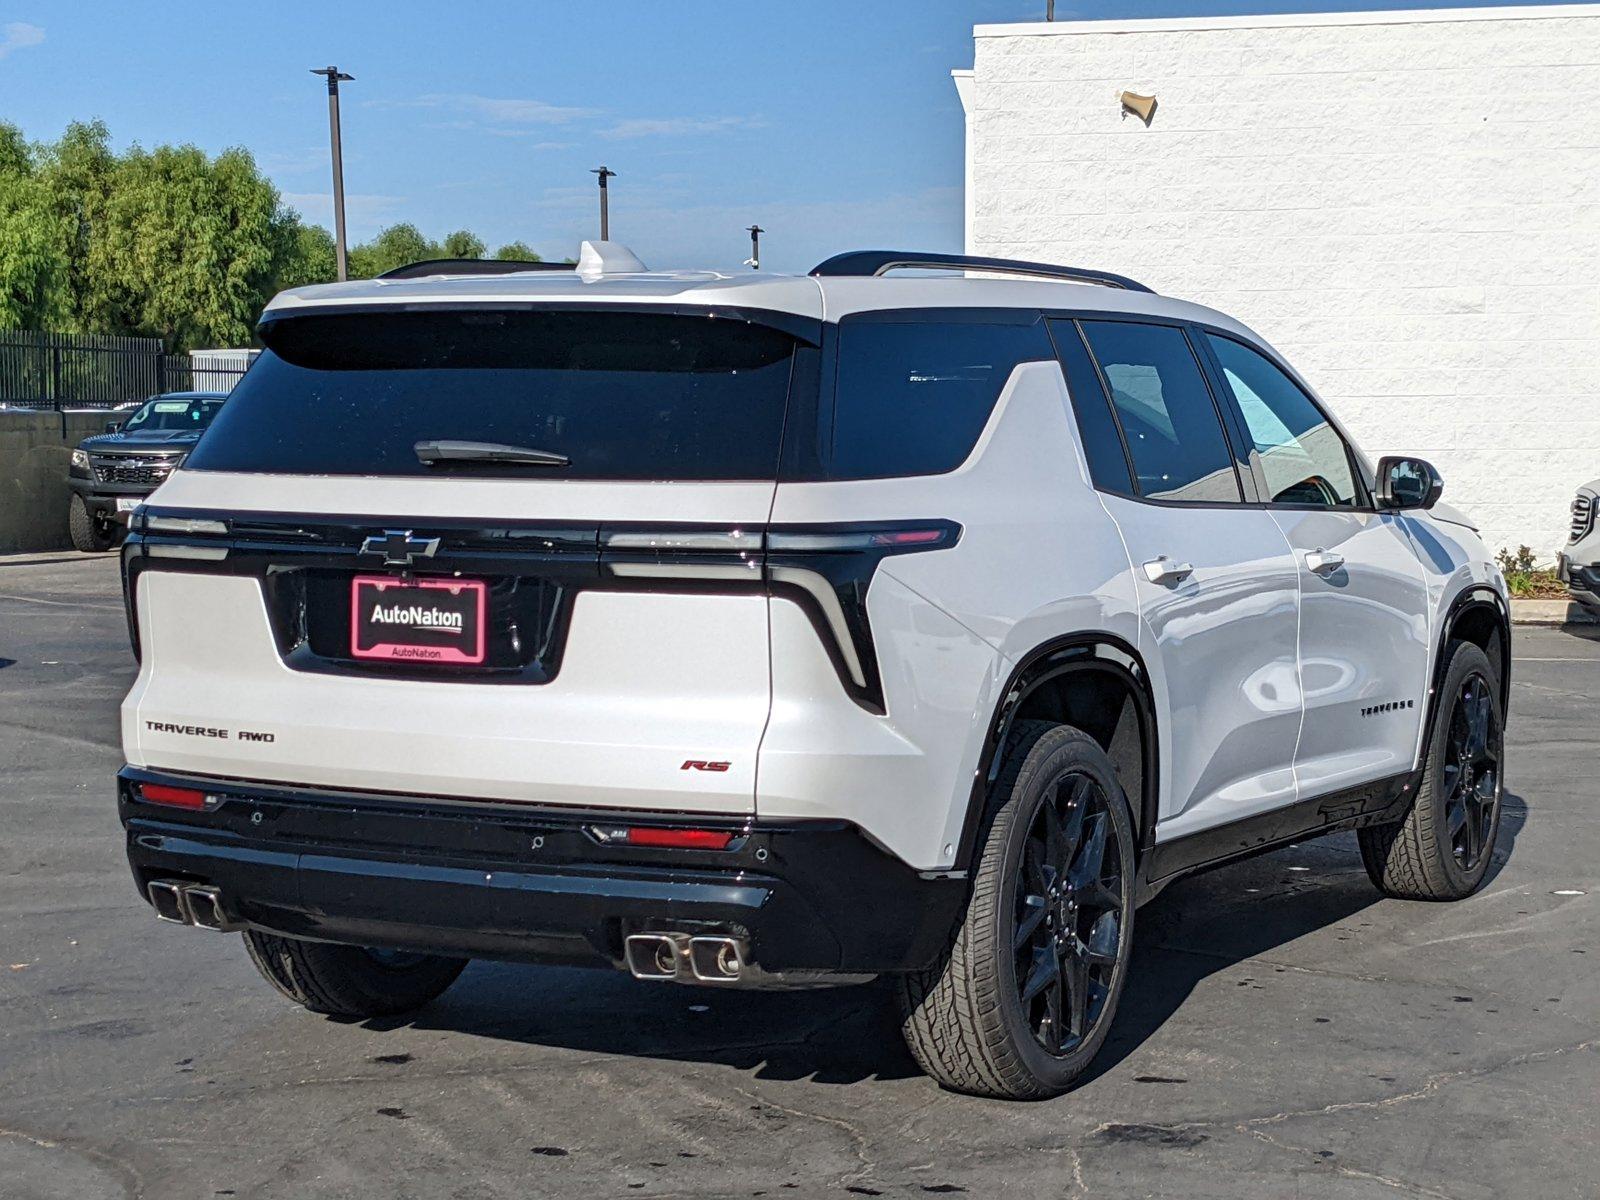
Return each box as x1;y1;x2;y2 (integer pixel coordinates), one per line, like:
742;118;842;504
118;767;966;975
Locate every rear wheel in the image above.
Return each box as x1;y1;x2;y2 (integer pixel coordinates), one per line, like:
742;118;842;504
1359;641;1504;900
895;721;1136;1100
68;494;116;553
243;930;468;1018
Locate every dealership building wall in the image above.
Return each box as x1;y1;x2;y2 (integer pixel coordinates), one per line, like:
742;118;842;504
954;4;1600;560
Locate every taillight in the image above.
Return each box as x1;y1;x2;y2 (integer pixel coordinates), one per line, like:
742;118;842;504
139;783;212;810
766;520;962;713
588;826;737;850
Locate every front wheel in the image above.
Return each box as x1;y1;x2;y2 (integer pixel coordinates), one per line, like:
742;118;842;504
895;721;1137;1100
243;931;468;1018
68;494;116;553
1359;640;1504;900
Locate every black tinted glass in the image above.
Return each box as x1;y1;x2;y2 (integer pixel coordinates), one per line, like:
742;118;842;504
1079;321;1241;503
185;310;800;480
1048;319;1134;495
829;316;1054;479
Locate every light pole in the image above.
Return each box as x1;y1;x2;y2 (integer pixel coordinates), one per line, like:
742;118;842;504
591;165;616;240
311;66;354;280
745;225;764;270
1047;1;1055;19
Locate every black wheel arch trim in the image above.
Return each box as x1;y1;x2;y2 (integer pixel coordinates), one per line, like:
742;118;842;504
953;632;1160;873
1425;585;1511;763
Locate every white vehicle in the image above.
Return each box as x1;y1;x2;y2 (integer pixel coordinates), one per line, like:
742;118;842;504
117;245;1510;1099
1560;479;1600;614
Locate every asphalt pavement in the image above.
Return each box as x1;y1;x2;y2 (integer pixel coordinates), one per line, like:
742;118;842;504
2;550;1596;1199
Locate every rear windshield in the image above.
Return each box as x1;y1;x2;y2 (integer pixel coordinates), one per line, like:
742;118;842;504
185;309;802;480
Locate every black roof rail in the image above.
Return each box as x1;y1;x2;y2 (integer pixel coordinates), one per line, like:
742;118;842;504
377;258;573;280
809;250;1155;294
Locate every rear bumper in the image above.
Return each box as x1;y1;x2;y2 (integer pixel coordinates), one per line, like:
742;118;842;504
118;766;965;976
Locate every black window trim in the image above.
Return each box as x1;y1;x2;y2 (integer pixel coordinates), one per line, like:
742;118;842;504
1063;312;1256;510
1193;328;1377;513
1044;318;1137;497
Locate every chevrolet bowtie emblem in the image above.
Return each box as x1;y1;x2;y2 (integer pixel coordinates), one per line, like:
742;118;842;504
360;530;441;566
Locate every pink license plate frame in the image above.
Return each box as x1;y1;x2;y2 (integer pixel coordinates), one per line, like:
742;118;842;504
349;575;487;665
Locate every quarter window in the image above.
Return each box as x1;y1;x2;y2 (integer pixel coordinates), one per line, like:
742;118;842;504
1205;334;1358;508
829;316;1055;479
1079;321;1242;504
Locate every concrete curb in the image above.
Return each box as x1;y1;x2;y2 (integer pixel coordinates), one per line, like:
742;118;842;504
1510;599;1598;626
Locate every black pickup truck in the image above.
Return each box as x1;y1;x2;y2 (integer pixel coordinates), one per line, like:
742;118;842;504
67;392;228;552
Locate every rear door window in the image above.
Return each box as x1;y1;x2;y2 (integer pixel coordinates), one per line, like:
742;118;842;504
827;314;1055;479
1078;320;1243;504
184;309;806;481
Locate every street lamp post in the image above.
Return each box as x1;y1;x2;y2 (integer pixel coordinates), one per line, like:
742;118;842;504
745;225;764;270
591;165;616;240
311;66;355;281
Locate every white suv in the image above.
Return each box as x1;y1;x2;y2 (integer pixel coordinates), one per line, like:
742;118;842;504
117;245;1510;1099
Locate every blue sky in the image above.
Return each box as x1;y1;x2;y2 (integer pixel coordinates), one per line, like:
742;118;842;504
0;1;1580;273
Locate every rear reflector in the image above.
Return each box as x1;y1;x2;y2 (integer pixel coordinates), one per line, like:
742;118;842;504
589;825;737;850
139;783;211;810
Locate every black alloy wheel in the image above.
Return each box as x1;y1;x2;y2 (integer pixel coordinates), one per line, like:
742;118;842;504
1013;770;1126;1056
1441;670;1501;872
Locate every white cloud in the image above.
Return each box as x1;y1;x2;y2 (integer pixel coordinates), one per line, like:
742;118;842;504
372;93;598;126
600;115;763;140
0;22;44;60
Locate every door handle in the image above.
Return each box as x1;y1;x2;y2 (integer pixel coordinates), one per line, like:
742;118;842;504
1142;556;1195;585
1305;549;1345;575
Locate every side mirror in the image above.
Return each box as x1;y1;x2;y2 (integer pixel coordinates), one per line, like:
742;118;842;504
1376;455;1443;510
104;420;121;434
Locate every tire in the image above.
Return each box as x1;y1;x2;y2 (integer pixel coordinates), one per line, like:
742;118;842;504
68;494;115;553
243;931;468;1018
1358;640;1504;901
894;721;1137;1100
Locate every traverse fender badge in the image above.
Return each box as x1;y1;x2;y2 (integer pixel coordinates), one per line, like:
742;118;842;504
360;530;441;566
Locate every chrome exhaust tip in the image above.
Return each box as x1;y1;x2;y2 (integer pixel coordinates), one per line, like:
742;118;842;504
687;936;746;983
624;933;689;981
147;880;189;925
180;884;241;932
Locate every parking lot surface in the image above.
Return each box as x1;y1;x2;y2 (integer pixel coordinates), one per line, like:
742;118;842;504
2;551;1596;1199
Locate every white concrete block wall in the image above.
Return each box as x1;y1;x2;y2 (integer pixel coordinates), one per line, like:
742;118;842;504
959;5;1600;560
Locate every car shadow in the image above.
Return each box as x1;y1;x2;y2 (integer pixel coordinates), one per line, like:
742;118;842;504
1079;790;1529;1087
365;797;1527;1093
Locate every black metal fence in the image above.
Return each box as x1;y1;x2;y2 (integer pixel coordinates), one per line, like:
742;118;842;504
0;330;253;411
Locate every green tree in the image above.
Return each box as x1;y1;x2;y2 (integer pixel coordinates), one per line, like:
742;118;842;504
0;120;546;345
439;229;485;260
492;240;541;262
82;142;292;348
0;125;71;329
347;222;433;279
36;121;116;329
275;222;336;291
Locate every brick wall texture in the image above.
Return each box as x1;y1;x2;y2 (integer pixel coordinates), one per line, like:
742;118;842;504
965;8;1600;559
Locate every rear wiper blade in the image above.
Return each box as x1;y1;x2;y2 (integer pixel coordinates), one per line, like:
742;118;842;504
414;439;571;467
